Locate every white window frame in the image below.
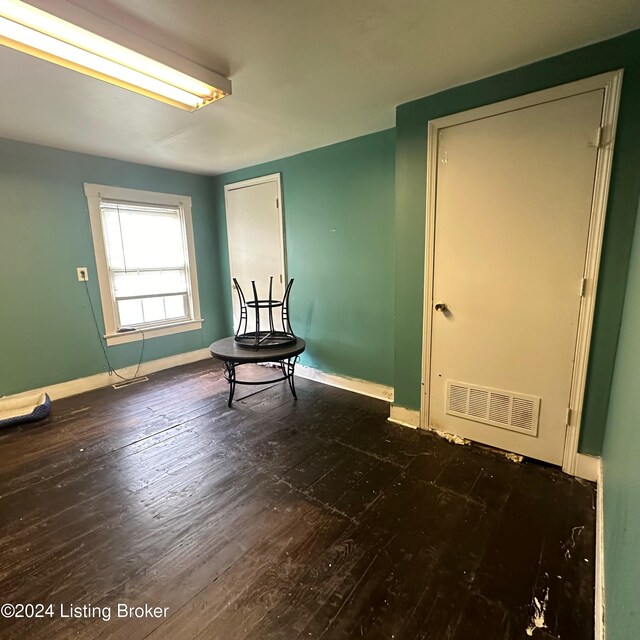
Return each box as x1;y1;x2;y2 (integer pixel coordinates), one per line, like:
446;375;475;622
84;183;203;346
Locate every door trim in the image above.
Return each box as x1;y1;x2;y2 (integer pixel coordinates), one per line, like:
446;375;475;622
420;71;623;475
223;172;287;309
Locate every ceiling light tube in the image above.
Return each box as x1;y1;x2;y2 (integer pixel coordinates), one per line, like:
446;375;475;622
0;0;230;110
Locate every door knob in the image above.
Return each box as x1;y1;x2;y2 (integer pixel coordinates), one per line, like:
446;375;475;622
435;302;448;312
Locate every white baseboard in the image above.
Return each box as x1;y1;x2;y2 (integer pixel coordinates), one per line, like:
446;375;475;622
2;348;213;402
575;453;600;482
4;353;392;406
295;364;393;402
595;459;605;640
388;405;420;429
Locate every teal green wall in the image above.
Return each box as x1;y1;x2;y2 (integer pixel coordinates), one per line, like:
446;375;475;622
394;29;640;455
213;129;395;386
4;30;639;455
0;138;228;396
602;200;640;639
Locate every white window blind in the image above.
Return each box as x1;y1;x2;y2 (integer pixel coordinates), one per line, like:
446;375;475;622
100;200;192;328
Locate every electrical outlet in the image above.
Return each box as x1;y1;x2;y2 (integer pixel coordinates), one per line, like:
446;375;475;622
77;267;88;282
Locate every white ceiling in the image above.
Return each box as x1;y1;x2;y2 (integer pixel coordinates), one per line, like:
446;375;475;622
1;0;639;175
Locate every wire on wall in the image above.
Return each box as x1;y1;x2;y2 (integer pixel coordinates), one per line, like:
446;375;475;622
82;280;146;382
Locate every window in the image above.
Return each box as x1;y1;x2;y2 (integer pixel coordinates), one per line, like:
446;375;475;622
85;184;202;346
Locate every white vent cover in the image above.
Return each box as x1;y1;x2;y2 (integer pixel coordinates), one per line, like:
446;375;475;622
445;380;540;436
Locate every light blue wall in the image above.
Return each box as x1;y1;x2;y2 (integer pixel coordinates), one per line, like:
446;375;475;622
1;131;396;396
213;130;396;387
602;200;640;639
0;137;228;396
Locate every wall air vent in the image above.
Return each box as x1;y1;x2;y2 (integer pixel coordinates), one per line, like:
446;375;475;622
445;380;540;436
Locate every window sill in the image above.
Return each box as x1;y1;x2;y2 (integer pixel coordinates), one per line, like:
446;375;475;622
104;319;204;346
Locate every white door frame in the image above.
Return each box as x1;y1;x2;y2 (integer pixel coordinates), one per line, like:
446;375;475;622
420;70;623;475
223;172;287;303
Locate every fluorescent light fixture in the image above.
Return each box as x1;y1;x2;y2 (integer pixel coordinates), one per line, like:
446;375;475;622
0;0;230;110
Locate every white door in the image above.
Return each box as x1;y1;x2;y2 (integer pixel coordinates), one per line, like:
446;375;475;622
428;89;605;465
224;174;286;332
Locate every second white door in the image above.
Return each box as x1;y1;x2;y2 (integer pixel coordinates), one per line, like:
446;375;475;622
224;174;286;332
427;89;605;465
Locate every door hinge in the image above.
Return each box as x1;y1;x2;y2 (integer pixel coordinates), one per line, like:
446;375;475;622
279;274;283;283
276;198;279;208
566;407;572;426
580;277;587;297
595;126;605;149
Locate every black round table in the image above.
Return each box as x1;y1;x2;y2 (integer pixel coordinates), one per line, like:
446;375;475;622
209;337;306;407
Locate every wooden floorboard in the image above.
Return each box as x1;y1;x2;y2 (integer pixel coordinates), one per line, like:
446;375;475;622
0;360;595;639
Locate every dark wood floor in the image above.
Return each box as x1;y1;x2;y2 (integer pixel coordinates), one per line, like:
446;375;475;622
0;360;595;639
